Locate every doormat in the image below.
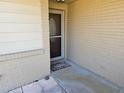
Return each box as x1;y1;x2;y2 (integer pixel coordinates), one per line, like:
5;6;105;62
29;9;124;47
51;61;71;72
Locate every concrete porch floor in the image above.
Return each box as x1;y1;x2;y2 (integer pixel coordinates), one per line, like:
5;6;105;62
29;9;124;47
51;60;123;93
9;60;124;93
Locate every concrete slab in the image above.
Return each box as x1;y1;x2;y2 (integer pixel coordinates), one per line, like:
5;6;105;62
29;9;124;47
38;77;66;93
8;88;22;93
52;61;123;93
22;82;43;93
8;77;66;93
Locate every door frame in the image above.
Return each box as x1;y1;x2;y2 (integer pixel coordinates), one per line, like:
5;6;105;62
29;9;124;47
49;9;65;61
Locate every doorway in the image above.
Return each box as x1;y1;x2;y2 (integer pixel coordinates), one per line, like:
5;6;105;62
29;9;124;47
49;9;64;61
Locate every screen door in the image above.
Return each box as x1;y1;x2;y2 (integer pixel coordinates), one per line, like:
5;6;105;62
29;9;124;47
49;10;64;61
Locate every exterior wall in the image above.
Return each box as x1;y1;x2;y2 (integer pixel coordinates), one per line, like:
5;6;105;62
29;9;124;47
49;1;68;58
0;0;50;93
67;0;124;87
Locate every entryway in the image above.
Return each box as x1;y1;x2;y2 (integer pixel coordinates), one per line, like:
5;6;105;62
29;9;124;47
49;9;64;61
49;9;71;72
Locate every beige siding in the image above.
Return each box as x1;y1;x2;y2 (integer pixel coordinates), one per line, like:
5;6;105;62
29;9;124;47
68;0;124;87
0;0;43;54
0;0;50;93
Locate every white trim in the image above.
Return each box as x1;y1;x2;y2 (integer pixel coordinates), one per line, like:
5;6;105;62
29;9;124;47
50;36;62;38
49;9;65;61
50;56;64;62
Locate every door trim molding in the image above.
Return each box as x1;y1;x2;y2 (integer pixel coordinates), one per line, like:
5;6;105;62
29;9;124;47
49;9;65;61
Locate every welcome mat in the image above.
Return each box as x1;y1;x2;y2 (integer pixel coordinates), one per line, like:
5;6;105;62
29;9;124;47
51;61;71;72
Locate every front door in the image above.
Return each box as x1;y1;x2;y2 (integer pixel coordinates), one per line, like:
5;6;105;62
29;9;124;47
49;10;64;61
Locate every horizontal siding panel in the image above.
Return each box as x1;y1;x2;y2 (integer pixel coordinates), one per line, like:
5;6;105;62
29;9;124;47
0;24;42;32
0;0;41;6
0;2;41;15
0;0;49;93
0;33;42;42
0;0;43;55
68;0;124;87
0;49;44;62
0;40;43;55
0;13;41;23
